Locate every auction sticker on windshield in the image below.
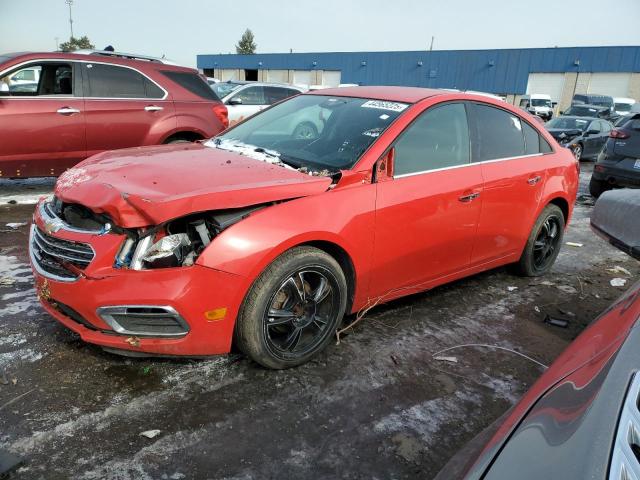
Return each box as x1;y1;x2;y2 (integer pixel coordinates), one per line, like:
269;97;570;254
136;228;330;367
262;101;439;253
361;100;409;112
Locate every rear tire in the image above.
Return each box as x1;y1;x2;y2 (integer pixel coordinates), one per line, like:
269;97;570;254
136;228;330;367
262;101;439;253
235;246;347;369
516;204;565;277
589;176;609;198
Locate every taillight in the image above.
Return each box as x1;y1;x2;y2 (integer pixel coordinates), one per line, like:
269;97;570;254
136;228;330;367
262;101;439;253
213;103;229;129
610;129;629;139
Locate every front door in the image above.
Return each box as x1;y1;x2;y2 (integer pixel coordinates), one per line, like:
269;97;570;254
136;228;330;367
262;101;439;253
226;85;266;126
0;61;85;177
80;62;174;156
370;102;483;299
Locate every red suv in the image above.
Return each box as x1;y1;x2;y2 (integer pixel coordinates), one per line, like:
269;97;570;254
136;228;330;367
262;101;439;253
0;50;228;178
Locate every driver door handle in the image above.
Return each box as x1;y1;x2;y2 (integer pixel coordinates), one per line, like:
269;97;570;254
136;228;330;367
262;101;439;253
56;107;80;115
459;192;480;202
144;105;164;112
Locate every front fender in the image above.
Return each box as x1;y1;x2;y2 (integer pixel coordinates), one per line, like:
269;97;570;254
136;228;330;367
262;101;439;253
196;184;377;312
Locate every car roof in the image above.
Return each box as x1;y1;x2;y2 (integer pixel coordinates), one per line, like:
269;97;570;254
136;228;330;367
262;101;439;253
570;103;608;110
306;86;445;103
0;51;195;72
222;80;304;89
555;116;597;121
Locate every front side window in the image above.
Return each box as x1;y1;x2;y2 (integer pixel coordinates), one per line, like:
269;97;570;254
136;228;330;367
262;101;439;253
211;95;406;172
472;104;525;161
230;86;265;105
85;63;150;98
211;81;242;99
588;121;601;133
0;63;70;96
393;103;470;176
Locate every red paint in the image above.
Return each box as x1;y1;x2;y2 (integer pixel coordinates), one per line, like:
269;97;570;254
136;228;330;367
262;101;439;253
0;52;227;177
32;88;578;356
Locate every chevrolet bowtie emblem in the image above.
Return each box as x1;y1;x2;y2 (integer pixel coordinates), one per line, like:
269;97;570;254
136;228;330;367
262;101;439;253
43;218;62;234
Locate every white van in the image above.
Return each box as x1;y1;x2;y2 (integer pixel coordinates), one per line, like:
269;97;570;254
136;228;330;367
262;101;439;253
613;97;636;116
519;94;554;121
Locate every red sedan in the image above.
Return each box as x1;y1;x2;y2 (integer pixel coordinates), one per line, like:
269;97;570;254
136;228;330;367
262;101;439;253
29;87;578;368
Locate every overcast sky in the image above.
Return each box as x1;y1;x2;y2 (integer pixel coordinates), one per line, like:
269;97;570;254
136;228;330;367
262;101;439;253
2;0;640;67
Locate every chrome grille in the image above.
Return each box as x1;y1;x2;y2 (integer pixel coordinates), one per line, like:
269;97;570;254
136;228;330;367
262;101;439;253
609;373;640;480
30;225;95;281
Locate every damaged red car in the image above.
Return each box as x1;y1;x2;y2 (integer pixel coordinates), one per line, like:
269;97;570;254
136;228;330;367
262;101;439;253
29;87;578;368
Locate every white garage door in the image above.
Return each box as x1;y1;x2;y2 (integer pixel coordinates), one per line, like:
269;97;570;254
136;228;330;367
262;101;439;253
220;69;239;81
526;73;566;103
527;73;564;102
322;71;341;87
266;70;288;83
588;73;631;97
292;70;313;87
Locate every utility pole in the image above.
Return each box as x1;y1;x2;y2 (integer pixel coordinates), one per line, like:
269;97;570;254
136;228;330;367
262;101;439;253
55;37;59;50
429;36;434;51
65;0;74;40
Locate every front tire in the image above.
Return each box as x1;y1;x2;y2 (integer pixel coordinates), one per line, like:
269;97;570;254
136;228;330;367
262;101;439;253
235;246;347;369
516;204;565;277
572;143;583;161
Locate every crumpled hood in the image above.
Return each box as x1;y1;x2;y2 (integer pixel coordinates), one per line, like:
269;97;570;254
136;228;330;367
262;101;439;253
54;143;332;227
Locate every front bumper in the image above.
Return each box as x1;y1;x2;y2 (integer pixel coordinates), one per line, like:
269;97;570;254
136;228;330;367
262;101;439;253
29;202;247;356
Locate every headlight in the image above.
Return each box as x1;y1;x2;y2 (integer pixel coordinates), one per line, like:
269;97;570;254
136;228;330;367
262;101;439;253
125;233;193;270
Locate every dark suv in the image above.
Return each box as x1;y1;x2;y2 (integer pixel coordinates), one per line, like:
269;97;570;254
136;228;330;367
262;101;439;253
589;114;640;197
0;50;229;177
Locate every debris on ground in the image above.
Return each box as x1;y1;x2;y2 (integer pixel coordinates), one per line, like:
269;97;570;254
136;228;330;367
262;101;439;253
1;371;8;386
5;223;27;229
610;278;628;287
507;286;518;292
534;306;541;313
565;242;584;248
607;266;632;276
556;285;578;294
538;280;555;286
140;429;161;439
576;194;595;206
544;315;570;328
433;356;458;363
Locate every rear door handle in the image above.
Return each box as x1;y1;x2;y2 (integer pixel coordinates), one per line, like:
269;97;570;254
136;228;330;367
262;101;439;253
527;175;542;185
144;105;164;112
459;192;480;202
56;107;80;115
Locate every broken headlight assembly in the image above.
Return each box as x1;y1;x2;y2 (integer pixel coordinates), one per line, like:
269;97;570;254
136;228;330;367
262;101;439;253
115;205;267;270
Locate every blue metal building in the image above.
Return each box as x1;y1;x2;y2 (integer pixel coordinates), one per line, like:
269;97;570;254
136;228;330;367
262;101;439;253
198;46;640;96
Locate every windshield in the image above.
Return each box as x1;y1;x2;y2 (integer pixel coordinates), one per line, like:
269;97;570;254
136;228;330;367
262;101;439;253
565;106;600;117
211;82;242;98
531;99;551;107
547;117;589;130
615;102;632;112
208;95;408;172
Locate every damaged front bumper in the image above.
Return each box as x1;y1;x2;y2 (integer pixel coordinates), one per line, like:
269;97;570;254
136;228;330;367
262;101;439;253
29;200;247;357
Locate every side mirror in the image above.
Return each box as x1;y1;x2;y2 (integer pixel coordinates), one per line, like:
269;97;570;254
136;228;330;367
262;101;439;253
591;190;640;259
227;97;243;106
552;102;558;107
559;110;564;115
586;129;599;136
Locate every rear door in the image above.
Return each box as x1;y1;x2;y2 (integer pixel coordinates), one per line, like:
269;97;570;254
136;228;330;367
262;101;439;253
81;62;174;156
0;60;85;177
371;102;483;297
469;103;551;266
584;120;603;157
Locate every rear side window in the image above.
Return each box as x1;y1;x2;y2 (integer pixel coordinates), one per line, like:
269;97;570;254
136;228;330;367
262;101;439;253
161;71;219;101
231;86;265;105
522;121;552;154
394;103;470;176
472;104;525;161
264;86;297;104
84;63;160;98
